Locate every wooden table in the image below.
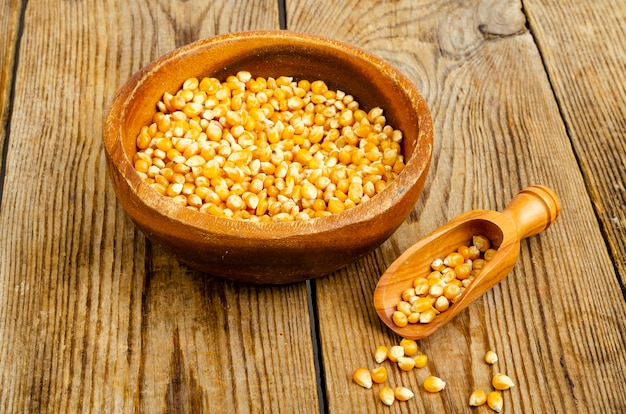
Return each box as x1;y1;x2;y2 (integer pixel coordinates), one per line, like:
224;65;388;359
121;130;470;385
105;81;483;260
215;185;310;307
1;1;625;412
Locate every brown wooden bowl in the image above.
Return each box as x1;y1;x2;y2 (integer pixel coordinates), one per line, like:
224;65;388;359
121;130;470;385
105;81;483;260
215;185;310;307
103;30;433;284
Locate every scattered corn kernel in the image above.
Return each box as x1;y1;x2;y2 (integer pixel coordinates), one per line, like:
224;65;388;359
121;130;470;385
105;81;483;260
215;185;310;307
485;350;498;365
487;391;503;412
469;389;487;407
397;356;416;371
371;366;388;384
352;368;373;389
394;386;415;402
423;376;446;393
414;354;428;368
379;386;395;406
374;345;388;363
388;345;405;363
492;373;515;390
400;339;418;356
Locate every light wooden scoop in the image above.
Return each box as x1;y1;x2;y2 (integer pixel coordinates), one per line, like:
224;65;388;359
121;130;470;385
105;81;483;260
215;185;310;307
374;185;561;340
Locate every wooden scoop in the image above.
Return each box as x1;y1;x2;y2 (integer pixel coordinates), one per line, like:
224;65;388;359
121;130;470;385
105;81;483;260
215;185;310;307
374;185;561;340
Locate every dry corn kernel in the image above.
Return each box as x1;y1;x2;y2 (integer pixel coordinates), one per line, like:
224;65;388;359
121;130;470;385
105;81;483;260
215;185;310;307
397;356;416;371
485;350;498;365
484;248;497;261
135;72;405;222
371;366;388;384
394;387;415;402
397;300;412;316
423;376;446;393
352;368;372;389
443;252;465;267
392;311;408;327
414;354;428;368
487;391;503;412
392;235;496;327
388;345;405;363
468;389;487;406
492;373;515;390
374;345;388;364
400;339;418;356
379;386;395;406
473;235;491;252
419;308;437;324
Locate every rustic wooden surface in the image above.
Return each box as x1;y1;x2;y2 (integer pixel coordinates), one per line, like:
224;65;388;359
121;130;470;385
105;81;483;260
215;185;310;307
0;0;624;413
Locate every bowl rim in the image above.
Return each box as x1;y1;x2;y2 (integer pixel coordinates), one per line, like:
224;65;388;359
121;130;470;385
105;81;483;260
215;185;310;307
104;29;433;241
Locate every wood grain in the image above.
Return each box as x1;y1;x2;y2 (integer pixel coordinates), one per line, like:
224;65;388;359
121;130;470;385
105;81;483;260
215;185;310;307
524;0;626;289
0;1;320;413
0;0;23;184
288;0;626;412
1;0;626;413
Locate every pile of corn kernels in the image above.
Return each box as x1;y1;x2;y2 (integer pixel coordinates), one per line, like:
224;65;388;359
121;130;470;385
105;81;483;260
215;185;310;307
392;235;497;327
133;71;406;221
353;339;515;411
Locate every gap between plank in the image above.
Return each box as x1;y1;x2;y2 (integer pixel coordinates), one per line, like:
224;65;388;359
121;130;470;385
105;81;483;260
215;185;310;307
306;280;328;414
0;0;29;210
277;0;287;30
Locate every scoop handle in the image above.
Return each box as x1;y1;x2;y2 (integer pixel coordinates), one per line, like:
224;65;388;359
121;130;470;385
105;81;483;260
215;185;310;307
502;185;561;240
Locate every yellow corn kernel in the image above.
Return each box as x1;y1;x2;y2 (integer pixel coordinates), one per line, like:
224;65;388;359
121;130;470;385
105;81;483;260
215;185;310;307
394;386;415;402
430;258;445;271
443;284;461;300
423;376;446;393
396;301;412;316
468;389;487;407
352;368;372;389
413;277;430;295
414;354;428;368
400;339;418;356
419;308;437;324
327;198;345;214
443;252;465;267
473;235;491;252
397;356;416;371
492;373;515;390
454;263;472;280
484;248;497;261
401;288;416;302
487;391;503;412
407;312;420;324
379;386;395;406
434;295;450;312
412;297;433;313
374;345;388;364
392;311;408;327
388;345;405;363
371;366;388;384
485;350;498;365
429;284;444;297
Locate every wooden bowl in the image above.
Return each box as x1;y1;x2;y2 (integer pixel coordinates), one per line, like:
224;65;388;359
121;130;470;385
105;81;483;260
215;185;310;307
103;30;433;284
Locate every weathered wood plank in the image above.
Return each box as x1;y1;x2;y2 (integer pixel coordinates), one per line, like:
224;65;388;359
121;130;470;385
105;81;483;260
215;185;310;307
0;1;319;413
288;0;626;412
524;0;626;292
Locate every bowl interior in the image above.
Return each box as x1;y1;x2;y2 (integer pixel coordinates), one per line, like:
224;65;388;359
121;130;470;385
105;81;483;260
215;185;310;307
120;31;431;195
